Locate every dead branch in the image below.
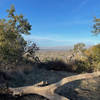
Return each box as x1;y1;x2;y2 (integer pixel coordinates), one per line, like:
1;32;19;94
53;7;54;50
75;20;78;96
9;71;100;100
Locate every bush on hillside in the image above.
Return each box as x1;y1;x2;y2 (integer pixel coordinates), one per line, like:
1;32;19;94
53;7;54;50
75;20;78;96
84;44;100;71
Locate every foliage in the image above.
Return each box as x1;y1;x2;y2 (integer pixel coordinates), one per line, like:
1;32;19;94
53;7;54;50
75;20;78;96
24;41;39;57
24;41;40;63
84;44;100;71
0;5;31;68
92;16;100;35
74;60;91;73
72;44;100;72
91;16;100;71
85;44;100;62
74;43;86;52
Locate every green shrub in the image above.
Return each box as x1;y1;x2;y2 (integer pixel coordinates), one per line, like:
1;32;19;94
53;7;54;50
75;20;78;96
74;60;91;73
84;44;100;72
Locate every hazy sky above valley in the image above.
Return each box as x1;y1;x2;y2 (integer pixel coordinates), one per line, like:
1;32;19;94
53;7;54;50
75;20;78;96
0;0;100;47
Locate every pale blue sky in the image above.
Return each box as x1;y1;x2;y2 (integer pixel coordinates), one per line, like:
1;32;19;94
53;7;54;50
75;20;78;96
0;0;100;47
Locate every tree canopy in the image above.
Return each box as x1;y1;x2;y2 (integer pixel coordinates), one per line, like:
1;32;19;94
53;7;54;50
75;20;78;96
74;43;85;52
92;16;100;35
0;5;31;66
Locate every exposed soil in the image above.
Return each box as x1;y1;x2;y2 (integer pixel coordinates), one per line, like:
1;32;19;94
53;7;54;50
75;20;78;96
56;76;100;100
